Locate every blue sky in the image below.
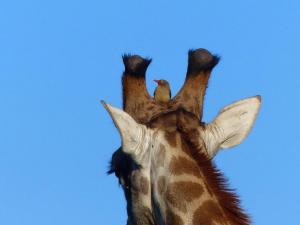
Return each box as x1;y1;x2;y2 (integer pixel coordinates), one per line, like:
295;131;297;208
0;0;299;224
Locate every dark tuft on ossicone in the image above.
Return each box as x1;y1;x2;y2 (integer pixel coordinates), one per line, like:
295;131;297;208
187;48;220;75
122;54;152;77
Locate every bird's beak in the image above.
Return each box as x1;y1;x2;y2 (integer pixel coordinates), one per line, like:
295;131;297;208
154;80;160;84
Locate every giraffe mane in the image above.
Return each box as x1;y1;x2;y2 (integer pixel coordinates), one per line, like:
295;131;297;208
179;127;251;225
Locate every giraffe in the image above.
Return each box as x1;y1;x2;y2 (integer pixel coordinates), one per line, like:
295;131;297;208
105;49;261;224
109;49;220;225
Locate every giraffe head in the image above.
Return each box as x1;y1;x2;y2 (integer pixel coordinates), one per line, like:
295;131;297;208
103;95;261;224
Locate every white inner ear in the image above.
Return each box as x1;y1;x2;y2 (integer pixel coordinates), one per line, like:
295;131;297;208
203;96;261;157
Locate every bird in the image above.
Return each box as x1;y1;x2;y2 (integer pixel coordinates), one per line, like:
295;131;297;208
153;79;171;103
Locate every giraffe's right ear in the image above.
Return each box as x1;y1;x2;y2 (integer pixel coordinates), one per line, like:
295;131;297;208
101;101;148;161
202;96;261;158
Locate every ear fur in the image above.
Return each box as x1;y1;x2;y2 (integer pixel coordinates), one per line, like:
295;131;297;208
101;101;145;158
203;96;261;157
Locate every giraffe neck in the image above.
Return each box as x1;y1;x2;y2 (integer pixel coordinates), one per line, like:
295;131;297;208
150;131;250;225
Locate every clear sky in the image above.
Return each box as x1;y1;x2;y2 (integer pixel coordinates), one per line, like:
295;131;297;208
0;1;299;225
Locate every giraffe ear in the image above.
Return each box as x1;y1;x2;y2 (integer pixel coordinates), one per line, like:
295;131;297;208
101;101;146;158
202;96;261;157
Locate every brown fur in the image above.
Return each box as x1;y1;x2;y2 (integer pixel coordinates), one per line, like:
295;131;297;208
166;181;204;213
146;105;155;111
169;155;201;178
165;208;184;225
170;49;219;120
122;55;157;124
131;173;149;195
130;205;154;225
193;200;224;225
148;112;177;130
139;176;149;195
147;108;201;131
164;131;178;148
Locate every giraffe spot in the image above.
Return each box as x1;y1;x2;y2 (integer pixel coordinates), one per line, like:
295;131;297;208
131;173;149;195
165;131;178;147
157;176;166;196
169;156;201;178
166;181;204;213
166;208;184;225
192;200;224;225
131;205;154;225
137;102;145;111
156;144;166;167
139;176;149;195
146;105;155;111
183;92;190;101
162;115;177;129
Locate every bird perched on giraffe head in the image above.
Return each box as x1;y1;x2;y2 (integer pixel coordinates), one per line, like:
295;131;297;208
153;79;171;104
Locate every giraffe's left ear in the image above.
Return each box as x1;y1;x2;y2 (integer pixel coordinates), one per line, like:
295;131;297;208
202;96;262;157
101;101;148;160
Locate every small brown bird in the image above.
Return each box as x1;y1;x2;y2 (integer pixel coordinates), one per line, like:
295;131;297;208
153;79;171;103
